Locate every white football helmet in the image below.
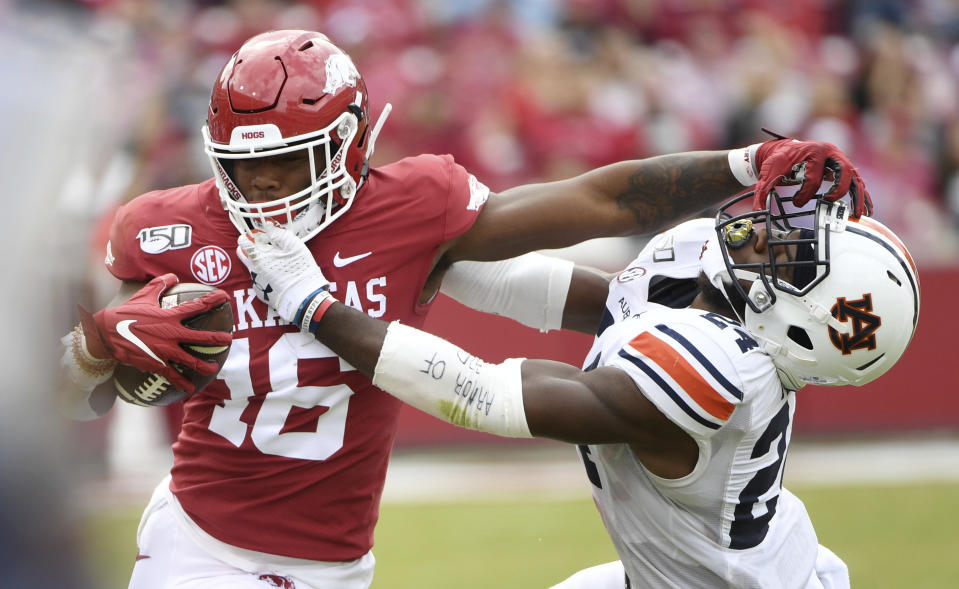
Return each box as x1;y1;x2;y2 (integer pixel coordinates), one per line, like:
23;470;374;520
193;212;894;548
203;30;391;241
706;191;920;389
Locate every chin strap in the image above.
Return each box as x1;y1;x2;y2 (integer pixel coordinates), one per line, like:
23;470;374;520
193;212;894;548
754;335;807;392
716;280;747;325
360;103;392;181
776;366;806;392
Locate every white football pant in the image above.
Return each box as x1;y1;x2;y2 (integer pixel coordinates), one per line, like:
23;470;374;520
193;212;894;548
127;476;375;589
549;545;850;589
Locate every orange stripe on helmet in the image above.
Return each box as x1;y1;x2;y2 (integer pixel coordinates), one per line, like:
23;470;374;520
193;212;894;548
851;216;918;278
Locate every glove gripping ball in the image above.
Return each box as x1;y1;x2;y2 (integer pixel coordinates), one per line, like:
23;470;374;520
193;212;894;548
114;283;233;406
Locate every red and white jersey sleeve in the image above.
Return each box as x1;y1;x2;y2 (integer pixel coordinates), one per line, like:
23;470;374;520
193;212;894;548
101;155;491;563
105;184;213;283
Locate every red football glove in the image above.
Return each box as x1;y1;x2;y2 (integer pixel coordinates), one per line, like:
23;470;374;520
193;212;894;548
78;273;233;393
753;131;871;218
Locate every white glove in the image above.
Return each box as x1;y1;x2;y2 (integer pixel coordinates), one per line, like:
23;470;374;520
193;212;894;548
236;224;331;330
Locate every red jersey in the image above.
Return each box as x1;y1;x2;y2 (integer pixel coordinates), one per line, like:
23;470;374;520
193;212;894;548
106;155;486;560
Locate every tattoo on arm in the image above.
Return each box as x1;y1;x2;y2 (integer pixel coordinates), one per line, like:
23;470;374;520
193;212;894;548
616;154;740;226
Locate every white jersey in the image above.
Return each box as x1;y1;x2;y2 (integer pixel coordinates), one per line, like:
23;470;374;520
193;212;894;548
578;219;820;588
599;218;714;331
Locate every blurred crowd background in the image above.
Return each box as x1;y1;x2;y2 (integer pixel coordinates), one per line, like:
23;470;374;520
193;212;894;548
3;0;959;583
10;0;959;276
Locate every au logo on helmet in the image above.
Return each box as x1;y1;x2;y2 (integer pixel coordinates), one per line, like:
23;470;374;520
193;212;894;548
828;294;882;355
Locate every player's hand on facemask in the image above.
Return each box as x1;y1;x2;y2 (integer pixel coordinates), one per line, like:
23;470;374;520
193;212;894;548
78;273;233;391
236;224;331;329
752;129;871;218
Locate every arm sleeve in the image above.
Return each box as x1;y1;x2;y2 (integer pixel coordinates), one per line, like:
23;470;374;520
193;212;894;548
440;253;574;332
58;330;115;420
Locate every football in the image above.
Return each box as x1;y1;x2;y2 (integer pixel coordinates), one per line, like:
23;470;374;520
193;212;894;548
114;283;233;407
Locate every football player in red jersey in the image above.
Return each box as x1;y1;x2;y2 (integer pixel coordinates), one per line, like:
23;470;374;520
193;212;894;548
58;30;871;588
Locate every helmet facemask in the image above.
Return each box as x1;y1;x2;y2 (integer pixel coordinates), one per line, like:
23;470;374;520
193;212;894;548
714;189;832;317
203;109;362;241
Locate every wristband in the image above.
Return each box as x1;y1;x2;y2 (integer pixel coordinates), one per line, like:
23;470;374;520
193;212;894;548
293;287;331;328
300;290;337;334
727;143;762;186
60;327;116;405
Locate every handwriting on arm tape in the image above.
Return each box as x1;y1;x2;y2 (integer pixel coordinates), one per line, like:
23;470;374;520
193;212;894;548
420;349;496;420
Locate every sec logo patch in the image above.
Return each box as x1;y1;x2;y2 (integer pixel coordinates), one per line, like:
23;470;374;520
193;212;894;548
191;245;231;285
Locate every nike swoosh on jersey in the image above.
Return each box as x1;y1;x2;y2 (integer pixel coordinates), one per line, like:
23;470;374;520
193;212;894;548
117;320;165;366
333;251;373;267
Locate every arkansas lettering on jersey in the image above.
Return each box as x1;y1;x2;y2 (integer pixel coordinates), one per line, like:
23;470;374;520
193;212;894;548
107;154;485;560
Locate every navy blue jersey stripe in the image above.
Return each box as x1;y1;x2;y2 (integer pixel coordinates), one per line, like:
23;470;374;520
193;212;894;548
596;307;615;337
617;349;721;430
584;353;601;372
655;324;744;401
847;226;919;328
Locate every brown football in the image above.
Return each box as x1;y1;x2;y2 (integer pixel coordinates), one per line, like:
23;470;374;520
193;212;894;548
114;283;233;407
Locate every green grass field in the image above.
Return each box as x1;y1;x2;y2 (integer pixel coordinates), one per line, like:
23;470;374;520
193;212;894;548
83;481;959;588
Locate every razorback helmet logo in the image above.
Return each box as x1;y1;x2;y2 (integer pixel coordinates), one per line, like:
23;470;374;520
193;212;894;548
828;294;882;355
323;53;359;94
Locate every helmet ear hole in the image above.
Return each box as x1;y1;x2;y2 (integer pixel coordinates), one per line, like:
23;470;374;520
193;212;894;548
787;326;814;350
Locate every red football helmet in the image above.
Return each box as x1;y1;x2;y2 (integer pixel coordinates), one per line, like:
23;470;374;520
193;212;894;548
203;30;390;240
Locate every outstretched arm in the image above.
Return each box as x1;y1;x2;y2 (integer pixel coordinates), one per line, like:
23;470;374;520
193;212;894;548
442;140;870;264
297;295;697;478
445;153;737;263
237;225;699;478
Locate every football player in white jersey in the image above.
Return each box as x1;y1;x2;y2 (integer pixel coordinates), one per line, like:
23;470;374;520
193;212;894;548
238;189;919;588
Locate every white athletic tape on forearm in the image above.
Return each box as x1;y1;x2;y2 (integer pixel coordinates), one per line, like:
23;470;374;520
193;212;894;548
372;322;532;438
58;330;113;420
727;143;762;186
440;253;574;332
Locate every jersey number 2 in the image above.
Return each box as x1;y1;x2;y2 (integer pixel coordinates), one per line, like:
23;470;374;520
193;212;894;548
207;335;355;460
729;402;790;549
